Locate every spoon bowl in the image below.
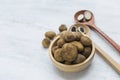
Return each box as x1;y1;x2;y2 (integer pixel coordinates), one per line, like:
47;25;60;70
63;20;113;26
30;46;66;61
74;10;94;25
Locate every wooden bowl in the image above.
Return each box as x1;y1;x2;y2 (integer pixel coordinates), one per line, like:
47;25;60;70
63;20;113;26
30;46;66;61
49;33;95;72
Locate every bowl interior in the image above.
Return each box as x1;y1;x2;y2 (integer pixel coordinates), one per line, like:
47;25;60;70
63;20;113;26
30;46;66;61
49;33;95;69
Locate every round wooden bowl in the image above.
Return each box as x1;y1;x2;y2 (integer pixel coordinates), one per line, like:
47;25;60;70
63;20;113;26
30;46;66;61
49;33;95;72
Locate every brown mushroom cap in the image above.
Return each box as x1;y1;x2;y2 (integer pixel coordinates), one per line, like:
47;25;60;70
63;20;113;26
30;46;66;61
60;31;75;42
45;31;56;40
82;47;92;58
52;46;59;54
80;36;92;46
70;41;84;52
62;43;78;62
54;48;64;62
59;24;67;32
57;38;65;48
72;32;82;41
73;54;86;64
42;38;50;48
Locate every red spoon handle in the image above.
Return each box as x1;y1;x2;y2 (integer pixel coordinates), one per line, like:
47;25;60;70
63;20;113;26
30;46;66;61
92;24;120;53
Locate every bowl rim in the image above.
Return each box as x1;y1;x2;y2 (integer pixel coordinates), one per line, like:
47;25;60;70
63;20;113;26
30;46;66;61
49;34;95;68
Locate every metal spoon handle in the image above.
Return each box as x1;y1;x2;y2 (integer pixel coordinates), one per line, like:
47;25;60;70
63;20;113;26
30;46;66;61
92;24;120;53
95;43;120;74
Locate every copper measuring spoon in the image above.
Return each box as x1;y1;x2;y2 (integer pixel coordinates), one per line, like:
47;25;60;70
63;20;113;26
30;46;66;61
69;24;120;74
74;10;120;53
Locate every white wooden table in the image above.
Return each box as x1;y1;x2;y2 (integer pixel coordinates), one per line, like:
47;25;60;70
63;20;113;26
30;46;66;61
0;0;120;80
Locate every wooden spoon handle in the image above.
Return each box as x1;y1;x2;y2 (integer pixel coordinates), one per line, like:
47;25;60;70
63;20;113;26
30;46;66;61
95;43;120;74
92;25;120;53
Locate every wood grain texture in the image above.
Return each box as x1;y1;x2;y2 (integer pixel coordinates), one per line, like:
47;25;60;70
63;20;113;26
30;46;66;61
95;43;120;74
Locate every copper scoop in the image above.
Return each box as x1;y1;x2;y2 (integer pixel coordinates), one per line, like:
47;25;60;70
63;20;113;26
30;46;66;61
74;10;120;53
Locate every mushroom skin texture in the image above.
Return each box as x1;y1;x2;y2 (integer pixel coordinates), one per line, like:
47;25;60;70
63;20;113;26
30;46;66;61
42;38;50;48
45;31;56;40
59;24;67;32
62;43;78;62
73;54;86;64
80;36;92;46
57;38;65;48
70;41;84;52
54;48;64;62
